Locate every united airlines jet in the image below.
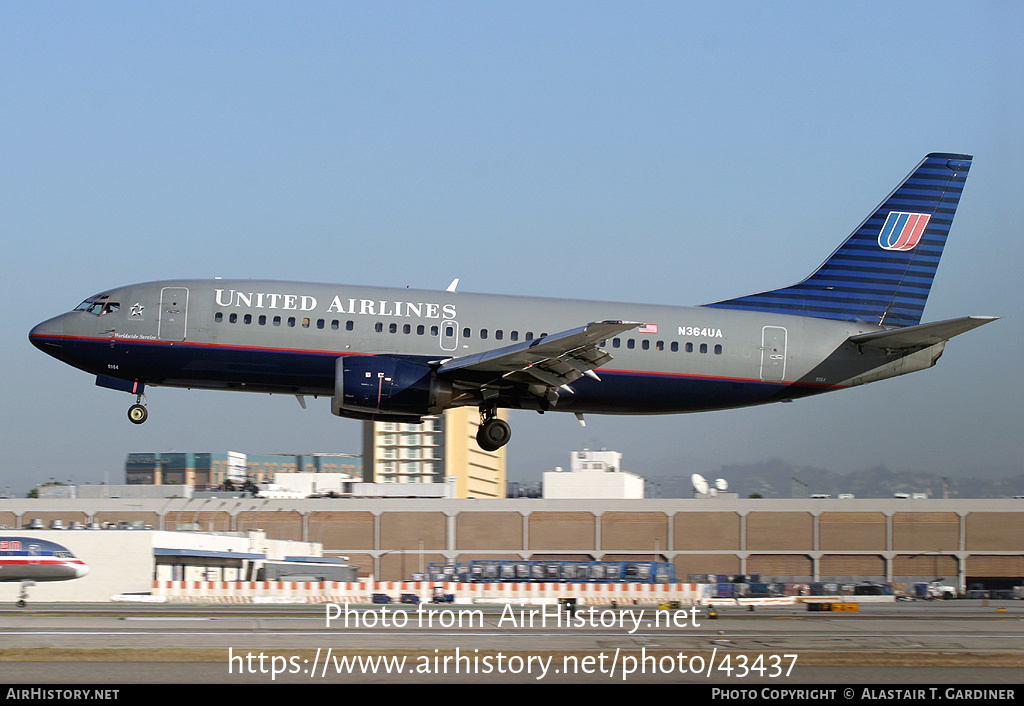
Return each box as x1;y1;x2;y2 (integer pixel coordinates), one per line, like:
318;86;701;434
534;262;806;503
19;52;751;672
30;153;994;451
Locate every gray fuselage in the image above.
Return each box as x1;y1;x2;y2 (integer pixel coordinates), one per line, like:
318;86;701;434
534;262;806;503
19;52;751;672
31;279;925;417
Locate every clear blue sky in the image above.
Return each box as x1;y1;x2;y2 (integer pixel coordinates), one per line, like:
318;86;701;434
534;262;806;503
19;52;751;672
2;2;1021;495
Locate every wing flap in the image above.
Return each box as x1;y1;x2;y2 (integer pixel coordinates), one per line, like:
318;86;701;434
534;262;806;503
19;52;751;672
437;320;640;391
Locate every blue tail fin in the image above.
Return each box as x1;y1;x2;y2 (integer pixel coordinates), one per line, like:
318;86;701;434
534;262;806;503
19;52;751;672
705;153;972;328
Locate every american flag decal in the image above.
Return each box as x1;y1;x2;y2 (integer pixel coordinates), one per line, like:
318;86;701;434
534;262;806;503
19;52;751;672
878;211;930;251
638;323;658;334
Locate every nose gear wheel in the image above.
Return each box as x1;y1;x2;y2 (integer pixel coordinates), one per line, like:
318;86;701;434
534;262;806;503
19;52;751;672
127;393;148;424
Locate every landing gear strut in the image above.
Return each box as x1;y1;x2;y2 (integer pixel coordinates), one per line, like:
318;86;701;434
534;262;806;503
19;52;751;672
476;406;511;452
17;580;34;608
128;393;148;424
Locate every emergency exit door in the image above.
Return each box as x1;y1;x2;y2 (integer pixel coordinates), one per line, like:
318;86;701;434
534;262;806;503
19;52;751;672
760;326;787;382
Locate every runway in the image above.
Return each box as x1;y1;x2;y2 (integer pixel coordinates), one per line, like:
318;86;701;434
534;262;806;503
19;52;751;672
0;601;1021;684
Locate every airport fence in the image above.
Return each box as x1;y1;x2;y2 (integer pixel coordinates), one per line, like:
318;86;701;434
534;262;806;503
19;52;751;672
148;580;708;604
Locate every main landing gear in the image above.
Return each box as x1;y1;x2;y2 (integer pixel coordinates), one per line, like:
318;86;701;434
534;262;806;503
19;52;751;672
127;393;148;424
476;406;511;452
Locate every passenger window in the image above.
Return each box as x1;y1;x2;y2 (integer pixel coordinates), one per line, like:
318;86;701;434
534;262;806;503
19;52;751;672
627;339;635;349
612;339;620;348
346;321;354;331
685;342;693;353
389;323;397;334
375;322;383;333
273;316;281;326
229;313;238;323
403;324;411;334
259;315;267;325
480;329;488;340
700;343;708;354
244;314;252;324
511;331;519;341
525;332;534;340
714;344;723;355
463;328;471;338
317;319;325;329
656;340;664;351
641;339;649;350
302;317;310;328
671;342;678;352
495;330;503;340
215;312;223;323
287;317;296;327
430;326;439;336
417;325;425;335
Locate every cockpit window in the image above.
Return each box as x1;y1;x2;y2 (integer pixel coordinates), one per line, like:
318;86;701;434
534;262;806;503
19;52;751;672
74;295;119;316
74;296;102;312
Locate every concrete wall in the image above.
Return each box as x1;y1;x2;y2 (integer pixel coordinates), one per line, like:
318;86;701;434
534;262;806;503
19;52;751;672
2;498;1021;589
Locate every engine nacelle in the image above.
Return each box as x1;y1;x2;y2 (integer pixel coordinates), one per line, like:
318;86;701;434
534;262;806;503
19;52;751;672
331;355;452;421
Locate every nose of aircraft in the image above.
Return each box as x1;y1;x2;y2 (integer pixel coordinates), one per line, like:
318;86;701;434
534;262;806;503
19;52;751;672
73;562;90;579
29;316;65;356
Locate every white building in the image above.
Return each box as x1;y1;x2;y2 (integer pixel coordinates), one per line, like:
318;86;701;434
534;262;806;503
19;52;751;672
258;472;353;498
542;449;645;499
569;449;623;473
0;529;322;603
258;475;456;499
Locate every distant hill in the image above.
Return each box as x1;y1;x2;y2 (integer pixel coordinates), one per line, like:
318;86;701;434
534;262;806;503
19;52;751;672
645;459;1024;499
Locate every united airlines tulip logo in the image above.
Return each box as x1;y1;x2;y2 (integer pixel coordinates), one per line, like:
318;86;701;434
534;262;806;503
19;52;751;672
878;211;930;251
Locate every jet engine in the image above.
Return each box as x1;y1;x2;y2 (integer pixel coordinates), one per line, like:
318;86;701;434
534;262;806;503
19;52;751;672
331;355;452;422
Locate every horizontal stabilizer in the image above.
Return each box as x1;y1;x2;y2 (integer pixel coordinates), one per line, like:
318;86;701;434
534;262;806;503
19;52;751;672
848;316;997;350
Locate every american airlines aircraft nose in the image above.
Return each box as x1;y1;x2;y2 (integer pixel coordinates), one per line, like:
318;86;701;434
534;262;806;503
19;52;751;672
74;562;90;579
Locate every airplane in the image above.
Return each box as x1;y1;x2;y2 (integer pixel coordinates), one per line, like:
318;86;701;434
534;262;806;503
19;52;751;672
29;153;995;452
0;537;89;607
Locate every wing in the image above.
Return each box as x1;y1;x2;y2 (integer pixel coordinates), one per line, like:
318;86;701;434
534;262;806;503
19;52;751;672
436;320;641;406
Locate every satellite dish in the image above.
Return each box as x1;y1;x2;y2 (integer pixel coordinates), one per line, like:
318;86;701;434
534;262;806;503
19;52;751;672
691;473;710;495
714;478;729;491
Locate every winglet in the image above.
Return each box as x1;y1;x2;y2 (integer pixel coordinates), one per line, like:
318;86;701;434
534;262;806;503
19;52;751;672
446;278;460;293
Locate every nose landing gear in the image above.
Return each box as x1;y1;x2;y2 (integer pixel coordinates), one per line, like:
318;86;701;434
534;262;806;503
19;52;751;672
128;393;148;424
